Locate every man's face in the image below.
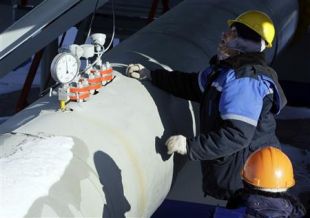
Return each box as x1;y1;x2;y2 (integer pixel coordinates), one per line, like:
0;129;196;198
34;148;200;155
220;26;238;45
217;26;239;60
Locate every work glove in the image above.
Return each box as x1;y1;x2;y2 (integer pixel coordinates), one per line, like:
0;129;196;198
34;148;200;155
165;135;187;155
126;64;151;80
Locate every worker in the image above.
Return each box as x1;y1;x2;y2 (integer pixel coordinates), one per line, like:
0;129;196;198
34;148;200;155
152;147;306;217
126;10;287;200
225;146;306;217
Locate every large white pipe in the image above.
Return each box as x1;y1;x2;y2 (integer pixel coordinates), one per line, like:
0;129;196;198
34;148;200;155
0;75;189;217
0;0;298;217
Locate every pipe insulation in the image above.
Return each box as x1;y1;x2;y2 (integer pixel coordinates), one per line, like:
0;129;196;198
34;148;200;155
0;0;298;217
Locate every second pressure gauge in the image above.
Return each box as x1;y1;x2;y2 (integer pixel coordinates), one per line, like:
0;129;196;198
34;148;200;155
51;52;80;84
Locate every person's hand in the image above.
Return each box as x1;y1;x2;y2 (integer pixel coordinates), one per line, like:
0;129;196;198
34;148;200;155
126;64;151;80
165;135;187;155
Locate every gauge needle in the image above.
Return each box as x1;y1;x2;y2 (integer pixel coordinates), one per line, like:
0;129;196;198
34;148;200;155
65;56;69;74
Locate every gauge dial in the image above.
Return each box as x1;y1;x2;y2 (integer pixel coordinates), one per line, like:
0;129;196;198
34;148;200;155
50;52;80;84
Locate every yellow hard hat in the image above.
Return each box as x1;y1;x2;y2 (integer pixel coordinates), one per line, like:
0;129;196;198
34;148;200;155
227;10;275;48
241;146;295;191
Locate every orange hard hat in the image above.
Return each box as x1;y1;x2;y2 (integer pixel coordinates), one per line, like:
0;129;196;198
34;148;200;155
241;146;295;191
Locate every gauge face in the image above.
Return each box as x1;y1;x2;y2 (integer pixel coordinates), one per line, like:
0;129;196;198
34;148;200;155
51;53;80;83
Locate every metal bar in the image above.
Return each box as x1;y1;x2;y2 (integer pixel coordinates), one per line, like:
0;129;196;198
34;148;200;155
161;0;170;13
0;0;109;79
20;0;29;7
148;0;160;23
15;49;44;112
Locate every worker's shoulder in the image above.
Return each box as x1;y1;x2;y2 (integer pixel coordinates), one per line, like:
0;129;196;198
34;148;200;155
234;64;277;80
221;67;274;96
221;64;276;84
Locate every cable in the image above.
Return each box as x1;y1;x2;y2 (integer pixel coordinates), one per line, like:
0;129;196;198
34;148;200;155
85;0;100;43
110;63;129;67
40;82;59;97
80;0;116;74
103;0;116;52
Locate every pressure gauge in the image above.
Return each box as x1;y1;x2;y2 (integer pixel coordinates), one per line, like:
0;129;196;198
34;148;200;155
50;52;80;84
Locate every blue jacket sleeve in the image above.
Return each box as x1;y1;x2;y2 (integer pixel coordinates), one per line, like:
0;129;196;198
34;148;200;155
187;119;256;160
151;69;202;102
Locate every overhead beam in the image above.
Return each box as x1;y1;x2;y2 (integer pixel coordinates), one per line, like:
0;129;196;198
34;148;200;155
0;0;109;78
